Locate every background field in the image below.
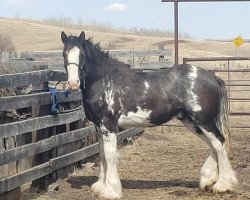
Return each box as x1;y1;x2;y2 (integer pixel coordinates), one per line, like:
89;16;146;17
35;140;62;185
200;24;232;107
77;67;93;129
1;18;250;63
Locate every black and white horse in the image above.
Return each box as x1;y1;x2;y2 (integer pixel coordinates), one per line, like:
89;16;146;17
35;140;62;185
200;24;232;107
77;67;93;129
61;31;238;199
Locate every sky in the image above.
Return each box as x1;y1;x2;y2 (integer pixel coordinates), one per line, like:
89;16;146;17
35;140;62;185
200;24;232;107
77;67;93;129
0;0;250;39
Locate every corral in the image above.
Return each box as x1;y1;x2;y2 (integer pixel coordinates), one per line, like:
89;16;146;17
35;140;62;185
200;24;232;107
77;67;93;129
0;63;143;200
22;125;250;200
0;47;250;199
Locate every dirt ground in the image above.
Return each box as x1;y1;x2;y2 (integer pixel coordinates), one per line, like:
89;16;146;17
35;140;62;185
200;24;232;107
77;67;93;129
22;122;249;200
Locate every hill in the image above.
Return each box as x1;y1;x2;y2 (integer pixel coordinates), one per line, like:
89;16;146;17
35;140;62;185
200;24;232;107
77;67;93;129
1;18;250;65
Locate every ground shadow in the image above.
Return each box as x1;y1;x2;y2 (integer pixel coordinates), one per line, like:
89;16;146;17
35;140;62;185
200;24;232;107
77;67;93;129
66;176;199;190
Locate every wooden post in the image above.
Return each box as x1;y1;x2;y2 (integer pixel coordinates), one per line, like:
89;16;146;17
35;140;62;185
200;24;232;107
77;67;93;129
0;109;21;200
31;69;51;191
0;188;21;200
56;101;84;178
159;44;165;62
1;51;9;62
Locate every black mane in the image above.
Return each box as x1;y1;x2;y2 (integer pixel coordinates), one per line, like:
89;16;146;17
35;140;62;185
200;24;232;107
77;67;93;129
83;38;131;69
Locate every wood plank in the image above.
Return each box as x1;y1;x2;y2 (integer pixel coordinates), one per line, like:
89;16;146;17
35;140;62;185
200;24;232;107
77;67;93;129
117;128;144;143
0;143;99;193
20;51;62;59
0;108;85;139
20;50;172;60
0;69;68;89
56;101;84;179
50;70;67;81
0;90;82;111
0;61;48;73
0;127;95;166
109;49;172;58
30;83;50;190
0;139;8;179
0;70;53;89
138;61;173;69
0;187;21;200
0;128;144;193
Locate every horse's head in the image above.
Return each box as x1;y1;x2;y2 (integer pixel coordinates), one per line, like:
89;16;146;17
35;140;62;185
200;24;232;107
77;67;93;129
61;31;86;90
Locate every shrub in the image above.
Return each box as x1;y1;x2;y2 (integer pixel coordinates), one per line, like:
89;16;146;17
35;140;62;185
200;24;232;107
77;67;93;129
0;32;16;53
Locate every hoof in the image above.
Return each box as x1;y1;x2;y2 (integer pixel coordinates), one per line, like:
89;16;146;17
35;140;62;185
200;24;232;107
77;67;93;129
212;178;238;193
99;185;122;199
91;180;105;194
199;173;218;192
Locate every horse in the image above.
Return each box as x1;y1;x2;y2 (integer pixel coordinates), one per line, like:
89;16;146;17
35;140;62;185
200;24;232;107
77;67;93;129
61;31;238;199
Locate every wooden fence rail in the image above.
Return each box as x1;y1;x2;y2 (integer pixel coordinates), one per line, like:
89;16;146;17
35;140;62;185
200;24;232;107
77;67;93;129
0;67;144;199
0;127;143;194
19;47;173;70
19;49;172;60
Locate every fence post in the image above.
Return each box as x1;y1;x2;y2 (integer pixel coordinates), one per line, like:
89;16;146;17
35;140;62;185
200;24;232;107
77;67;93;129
31;68;51;191
159;44;164;62
1;51;9;62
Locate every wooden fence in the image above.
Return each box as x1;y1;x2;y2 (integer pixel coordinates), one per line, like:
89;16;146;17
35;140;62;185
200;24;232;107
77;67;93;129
19;45;173;70
0;67;144;200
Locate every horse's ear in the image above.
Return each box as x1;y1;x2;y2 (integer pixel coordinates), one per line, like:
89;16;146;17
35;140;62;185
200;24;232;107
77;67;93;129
79;31;85;43
61;31;67;44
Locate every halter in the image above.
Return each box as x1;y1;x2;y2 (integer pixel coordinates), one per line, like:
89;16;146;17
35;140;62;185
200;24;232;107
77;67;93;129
64;42;88;89
65;60;87;89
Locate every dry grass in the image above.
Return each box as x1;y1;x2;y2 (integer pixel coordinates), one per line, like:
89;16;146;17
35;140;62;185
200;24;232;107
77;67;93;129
1;17;250;65
21;125;250;200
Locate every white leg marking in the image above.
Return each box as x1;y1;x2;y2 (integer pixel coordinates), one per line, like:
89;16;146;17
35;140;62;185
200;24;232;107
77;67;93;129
200;149;219;191
201;128;238;193
91;138;106;194
98;132;122;199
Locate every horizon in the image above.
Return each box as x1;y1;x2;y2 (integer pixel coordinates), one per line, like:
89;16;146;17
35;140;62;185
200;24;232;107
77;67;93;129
0;0;250;40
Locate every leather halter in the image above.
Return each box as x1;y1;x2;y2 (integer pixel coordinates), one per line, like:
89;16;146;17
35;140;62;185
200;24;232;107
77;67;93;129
65;61;87;89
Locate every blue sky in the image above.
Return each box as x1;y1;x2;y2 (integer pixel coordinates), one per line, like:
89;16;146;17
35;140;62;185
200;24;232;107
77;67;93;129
1;0;250;39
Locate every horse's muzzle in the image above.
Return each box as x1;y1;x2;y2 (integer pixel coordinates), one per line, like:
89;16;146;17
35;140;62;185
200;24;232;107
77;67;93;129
67;79;80;91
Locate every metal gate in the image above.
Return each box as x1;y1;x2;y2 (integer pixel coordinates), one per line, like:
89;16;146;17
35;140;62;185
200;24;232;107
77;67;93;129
183;57;250;128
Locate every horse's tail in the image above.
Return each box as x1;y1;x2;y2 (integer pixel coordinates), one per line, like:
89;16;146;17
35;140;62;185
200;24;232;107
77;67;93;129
216;76;231;154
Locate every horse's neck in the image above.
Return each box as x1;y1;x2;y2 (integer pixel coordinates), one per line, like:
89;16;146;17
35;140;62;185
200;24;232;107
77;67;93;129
85;53;111;87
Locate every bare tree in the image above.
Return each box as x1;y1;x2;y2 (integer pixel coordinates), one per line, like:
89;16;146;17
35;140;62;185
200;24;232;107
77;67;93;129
0;32;16;53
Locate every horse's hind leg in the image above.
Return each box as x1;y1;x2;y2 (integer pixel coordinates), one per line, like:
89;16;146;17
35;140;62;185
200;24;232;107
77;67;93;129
199;126;238;193
199;148;218;191
180;119;219;191
180;117;237;192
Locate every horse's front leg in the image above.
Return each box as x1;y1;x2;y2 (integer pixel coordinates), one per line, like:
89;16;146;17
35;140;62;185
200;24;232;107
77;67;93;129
101;132;122;199
91;135;106;194
92;127;122;199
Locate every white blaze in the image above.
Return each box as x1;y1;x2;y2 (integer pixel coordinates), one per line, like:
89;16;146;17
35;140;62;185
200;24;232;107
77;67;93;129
67;47;80;89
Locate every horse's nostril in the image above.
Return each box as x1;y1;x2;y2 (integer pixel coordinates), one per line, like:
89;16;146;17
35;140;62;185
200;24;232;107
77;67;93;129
77;80;80;84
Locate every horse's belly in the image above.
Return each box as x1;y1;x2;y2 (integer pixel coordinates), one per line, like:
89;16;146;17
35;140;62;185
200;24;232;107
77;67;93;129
117;107;154;128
